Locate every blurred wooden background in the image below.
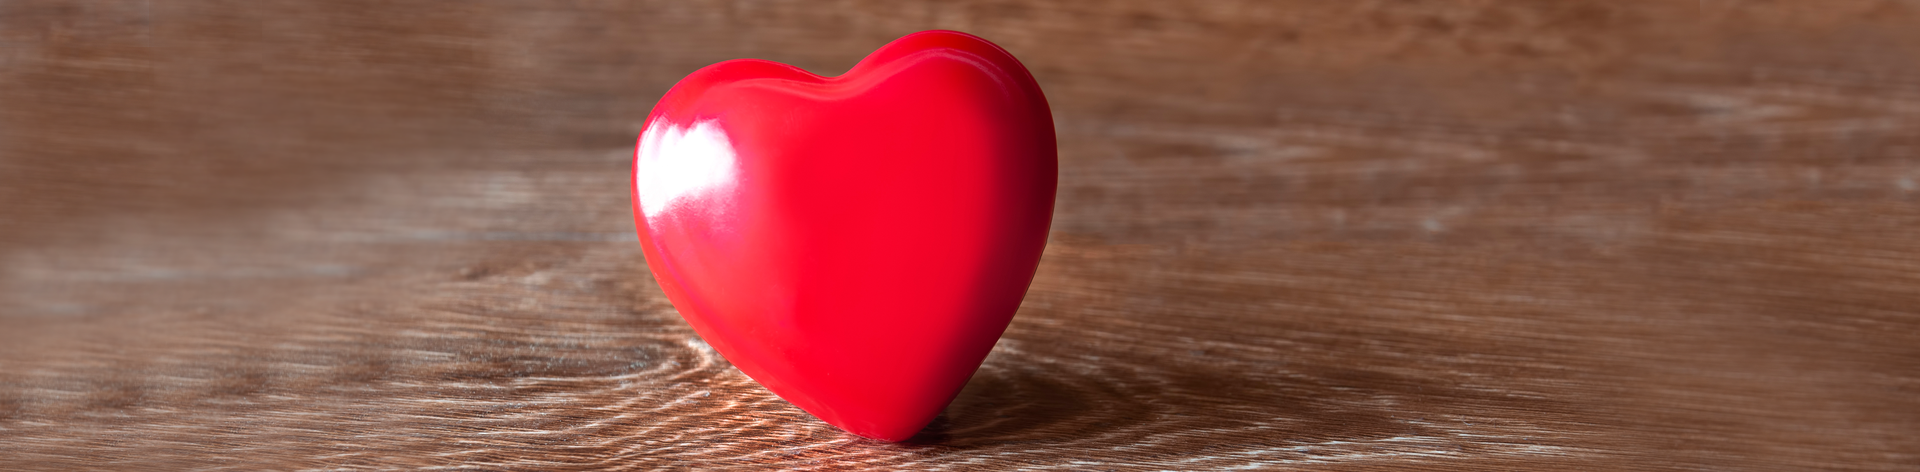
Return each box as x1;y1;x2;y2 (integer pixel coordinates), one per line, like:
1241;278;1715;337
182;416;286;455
3;1;1919;470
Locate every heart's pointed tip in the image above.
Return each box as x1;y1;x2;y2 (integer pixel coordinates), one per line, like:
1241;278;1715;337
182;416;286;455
825;416;932;443
844;427;920;443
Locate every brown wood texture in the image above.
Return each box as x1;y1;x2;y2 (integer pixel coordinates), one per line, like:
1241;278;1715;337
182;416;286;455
4;1;1919;470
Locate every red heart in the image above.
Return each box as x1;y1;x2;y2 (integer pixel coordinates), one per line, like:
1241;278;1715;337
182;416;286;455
631;30;1056;441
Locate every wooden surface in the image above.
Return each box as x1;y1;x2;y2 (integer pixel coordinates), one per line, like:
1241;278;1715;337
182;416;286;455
4;1;1919;470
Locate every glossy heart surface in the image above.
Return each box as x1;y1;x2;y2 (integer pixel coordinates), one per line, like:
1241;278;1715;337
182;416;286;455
631;30;1056;441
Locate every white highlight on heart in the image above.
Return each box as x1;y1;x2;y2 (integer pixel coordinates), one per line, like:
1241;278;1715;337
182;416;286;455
636;118;739;219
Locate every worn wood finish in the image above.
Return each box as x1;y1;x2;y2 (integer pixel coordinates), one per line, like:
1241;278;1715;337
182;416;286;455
4;1;1919;470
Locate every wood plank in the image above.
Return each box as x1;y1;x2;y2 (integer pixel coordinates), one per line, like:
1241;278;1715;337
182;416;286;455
3;1;1918;470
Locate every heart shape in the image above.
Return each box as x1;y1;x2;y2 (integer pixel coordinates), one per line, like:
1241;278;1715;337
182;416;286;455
631;30;1056;441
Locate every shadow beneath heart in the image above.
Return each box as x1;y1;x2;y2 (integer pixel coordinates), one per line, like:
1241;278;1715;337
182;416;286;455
894;330;1521;453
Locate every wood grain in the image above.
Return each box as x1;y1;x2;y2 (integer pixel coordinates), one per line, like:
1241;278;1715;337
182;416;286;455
3;1;1919;470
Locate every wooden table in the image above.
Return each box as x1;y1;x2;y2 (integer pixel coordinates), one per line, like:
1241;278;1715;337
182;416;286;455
4;1;1917;470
